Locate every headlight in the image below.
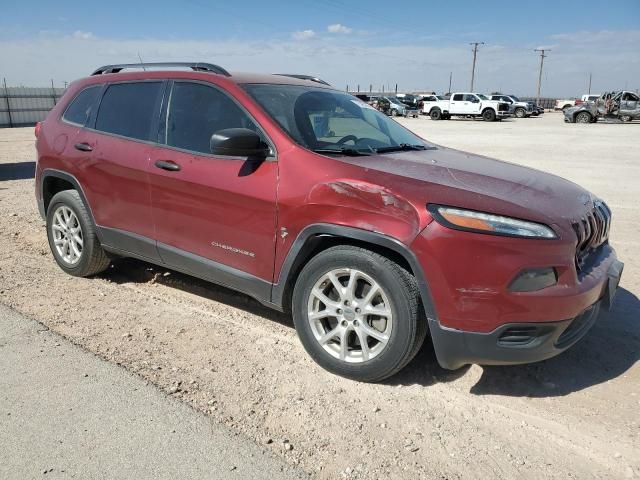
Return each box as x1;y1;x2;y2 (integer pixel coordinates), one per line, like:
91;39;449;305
428;205;557;239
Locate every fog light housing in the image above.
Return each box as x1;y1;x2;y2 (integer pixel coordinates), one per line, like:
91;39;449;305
509;268;557;292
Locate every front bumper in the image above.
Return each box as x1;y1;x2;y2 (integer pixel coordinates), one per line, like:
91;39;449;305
430;262;621;370
410;219;624;369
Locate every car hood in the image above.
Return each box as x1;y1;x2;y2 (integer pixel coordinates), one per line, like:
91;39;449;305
565;103;596;115
340;146;594;226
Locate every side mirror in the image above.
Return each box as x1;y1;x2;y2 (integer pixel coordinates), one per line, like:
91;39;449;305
210;128;270;158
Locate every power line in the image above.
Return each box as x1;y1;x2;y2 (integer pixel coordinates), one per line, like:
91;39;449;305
534;48;550;105
469;42;484;91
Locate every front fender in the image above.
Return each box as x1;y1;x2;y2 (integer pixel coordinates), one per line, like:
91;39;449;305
306;179;422;242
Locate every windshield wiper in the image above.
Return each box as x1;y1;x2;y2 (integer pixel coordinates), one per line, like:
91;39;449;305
313;147;372;156
374;143;429;153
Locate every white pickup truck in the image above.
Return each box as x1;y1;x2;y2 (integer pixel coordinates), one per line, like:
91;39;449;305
427;92;512;121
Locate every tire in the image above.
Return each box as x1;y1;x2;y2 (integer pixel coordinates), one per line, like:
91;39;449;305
515;107;526;118
292;245;427;382
430;109;442;120
620;115;632;122
391;109;398;117
46;190;111;277
482;109;496;121
575;112;592;124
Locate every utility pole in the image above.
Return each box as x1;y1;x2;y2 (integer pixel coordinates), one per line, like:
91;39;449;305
469;42;484;91
534;48;550;107
448;72;452;94
588;72;592;94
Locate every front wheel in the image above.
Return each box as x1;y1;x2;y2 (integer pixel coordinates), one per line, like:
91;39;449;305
575;111;592;123
292;246;426;382
482;109;496;121
515;107;526;118
620;115;632;122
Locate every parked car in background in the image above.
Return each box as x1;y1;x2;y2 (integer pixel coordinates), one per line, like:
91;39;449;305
428;93;511;121
489;94;534;118
575;94;601;106
395;93;420;110
419;94;446;114
555;98;577;110
564;91;640;123
378;96;419;117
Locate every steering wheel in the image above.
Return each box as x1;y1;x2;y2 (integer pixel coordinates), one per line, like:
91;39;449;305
336;135;358;145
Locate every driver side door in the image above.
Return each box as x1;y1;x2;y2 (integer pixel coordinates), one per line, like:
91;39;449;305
147;80;278;292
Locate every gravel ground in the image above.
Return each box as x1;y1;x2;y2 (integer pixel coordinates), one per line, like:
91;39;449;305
1;113;639;479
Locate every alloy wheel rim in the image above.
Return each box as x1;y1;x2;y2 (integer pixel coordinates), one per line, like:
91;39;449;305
51;206;83;265
307;268;393;363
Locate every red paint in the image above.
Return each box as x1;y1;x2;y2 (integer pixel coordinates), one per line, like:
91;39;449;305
36;69;619;335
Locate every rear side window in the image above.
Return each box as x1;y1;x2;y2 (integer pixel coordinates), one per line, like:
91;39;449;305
95;82;163;141
453;94;463;101
165;82;261;155
62;86;101;126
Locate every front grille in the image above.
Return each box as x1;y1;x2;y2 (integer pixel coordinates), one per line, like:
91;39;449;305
572;201;611;272
498;103;509;112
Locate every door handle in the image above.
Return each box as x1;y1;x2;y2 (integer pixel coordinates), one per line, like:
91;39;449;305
154;160;181;172
74;143;93;152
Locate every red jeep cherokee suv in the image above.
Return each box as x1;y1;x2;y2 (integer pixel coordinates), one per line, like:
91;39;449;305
35;62;623;382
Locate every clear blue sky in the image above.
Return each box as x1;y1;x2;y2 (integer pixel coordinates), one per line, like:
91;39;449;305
2;0;638;44
2;0;639;96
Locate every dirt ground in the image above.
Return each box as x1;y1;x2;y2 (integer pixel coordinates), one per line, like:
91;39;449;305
1;113;638;479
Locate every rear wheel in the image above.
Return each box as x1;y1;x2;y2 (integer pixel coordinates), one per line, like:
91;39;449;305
46;190;110;277
482;109;496;121
430;109;442;120
575;111;592;124
620;115;632;122
292;246;426;382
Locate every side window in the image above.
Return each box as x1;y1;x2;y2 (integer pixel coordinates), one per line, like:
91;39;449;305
62;86;101;126
464;94;477;102
95;82;163;141
453;94;463;101
166;82;261;155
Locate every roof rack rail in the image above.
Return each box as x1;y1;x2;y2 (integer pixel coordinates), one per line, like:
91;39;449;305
91;62;231;77
273;74;331;86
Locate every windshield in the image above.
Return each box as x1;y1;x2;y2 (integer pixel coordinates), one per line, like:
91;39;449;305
510;95;521;101
243;85;428;154
477;94;489;100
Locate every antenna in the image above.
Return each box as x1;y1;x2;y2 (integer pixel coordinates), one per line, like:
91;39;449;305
137;53;146;71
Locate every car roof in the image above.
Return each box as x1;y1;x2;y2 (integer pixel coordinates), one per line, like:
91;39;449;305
79;65;336;90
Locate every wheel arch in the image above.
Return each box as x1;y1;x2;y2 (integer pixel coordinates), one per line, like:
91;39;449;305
41;169;101;239
271;224;437;320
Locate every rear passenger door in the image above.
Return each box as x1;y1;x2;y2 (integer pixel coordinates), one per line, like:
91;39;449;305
83;81;165;260
147;80;278;288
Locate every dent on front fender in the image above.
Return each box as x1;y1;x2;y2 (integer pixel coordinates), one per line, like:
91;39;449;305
307;179;422;243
